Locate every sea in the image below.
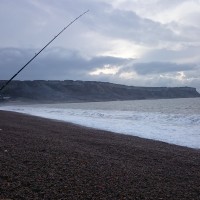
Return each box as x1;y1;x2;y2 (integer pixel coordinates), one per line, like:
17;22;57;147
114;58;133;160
1;98;200;149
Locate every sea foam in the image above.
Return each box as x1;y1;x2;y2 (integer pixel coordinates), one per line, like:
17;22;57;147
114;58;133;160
1;98;200;149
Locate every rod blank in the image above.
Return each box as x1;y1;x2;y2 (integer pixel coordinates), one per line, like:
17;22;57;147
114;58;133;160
0;10;89;92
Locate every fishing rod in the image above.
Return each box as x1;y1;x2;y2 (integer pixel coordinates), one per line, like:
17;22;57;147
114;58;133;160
0;10;89;93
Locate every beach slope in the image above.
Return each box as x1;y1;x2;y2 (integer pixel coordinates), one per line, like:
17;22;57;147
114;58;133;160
0;110;200;199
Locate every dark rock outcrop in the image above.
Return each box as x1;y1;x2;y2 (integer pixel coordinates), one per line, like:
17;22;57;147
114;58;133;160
0;80;199;102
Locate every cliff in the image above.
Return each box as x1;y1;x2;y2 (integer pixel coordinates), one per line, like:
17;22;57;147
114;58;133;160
0;80;199;102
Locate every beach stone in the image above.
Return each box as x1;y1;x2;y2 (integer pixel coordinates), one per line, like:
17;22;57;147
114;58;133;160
0;110;200;200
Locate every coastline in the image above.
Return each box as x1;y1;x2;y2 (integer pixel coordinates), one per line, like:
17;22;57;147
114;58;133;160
1;98;200;149
0;110;200;199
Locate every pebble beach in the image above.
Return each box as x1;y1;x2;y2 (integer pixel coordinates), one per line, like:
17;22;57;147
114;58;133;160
0;110;200;199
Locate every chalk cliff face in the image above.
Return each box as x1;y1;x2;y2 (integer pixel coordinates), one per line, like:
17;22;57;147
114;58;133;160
0;80;199;102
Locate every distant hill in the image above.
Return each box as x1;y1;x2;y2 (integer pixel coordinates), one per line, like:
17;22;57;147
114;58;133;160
0;80;200;102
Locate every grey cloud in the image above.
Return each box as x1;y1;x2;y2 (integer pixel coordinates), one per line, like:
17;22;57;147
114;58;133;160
142;46;200;63
124;62;196;75
0;47;199;91
0;0;183;49
0;47;129;80
0;0;99;48
87;8;182;45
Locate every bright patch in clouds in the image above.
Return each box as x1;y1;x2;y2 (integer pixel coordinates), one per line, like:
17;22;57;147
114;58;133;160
159;71;188;84
100;39;149;59
176;72;186;81
89;65;119;76
119;72;137;80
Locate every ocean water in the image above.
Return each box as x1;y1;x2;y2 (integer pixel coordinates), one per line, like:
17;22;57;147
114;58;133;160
1;98;200;149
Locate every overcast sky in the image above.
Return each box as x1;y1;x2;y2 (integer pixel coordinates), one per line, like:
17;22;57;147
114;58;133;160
0;0;200;91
